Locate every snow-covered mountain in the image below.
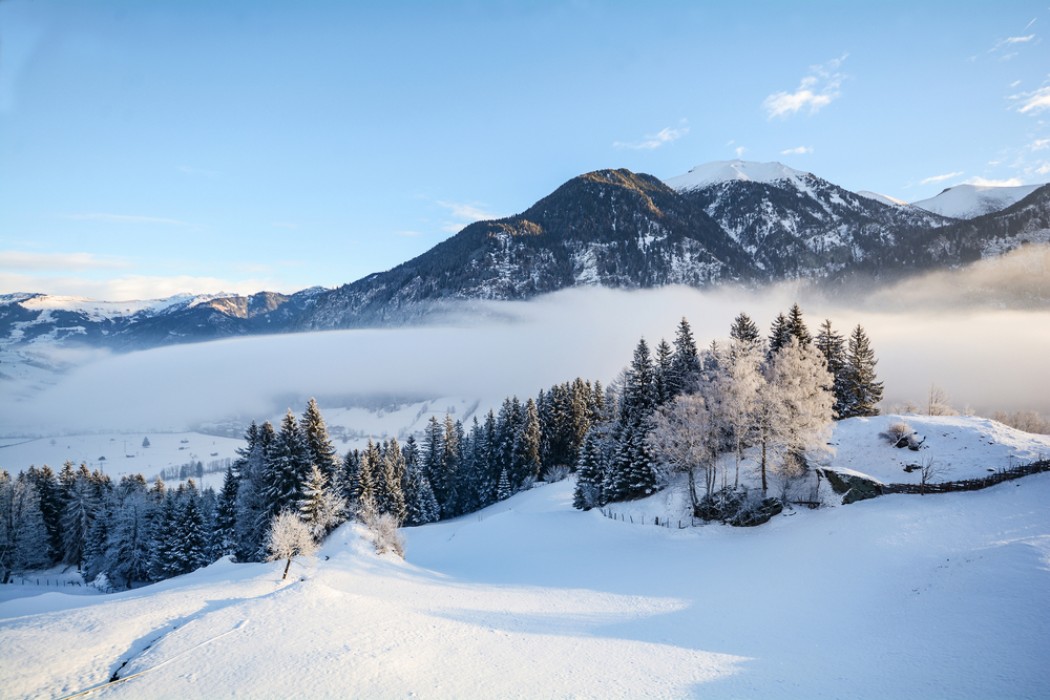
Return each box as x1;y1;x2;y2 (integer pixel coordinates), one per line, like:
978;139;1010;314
3;163;1048;362
912;183;1043;219
664;160;954;279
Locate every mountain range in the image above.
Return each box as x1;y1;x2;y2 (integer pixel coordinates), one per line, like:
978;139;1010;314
3;160;1048;371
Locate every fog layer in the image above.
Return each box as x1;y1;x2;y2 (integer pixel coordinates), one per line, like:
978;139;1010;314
2;252;1048;434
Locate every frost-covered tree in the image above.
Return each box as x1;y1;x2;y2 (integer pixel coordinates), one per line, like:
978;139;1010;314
24;466;63;563
298;464;346;539
403;452;439;526
496;467;512;502
815;319;849;418
104;487;154;588
301;398;339;481
520;398;543;483
266;511;318;580
61;465;102;570
0;472;50;583
572;430;605;510
647;393;718;510
379;439;408;525
234;421;274;562
764;338;835;497
841;324;883;418
711;338;766;488
263;410;312;518
212;464;239;558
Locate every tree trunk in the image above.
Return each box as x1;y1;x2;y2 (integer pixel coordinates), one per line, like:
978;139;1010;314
282;557;292;580
760;438;768;495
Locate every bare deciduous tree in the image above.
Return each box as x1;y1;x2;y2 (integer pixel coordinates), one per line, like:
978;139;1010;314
266;511;318;580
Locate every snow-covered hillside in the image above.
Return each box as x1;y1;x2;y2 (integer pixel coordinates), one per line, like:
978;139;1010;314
2;472;1048;699
912;183;1042;219
663;159;816;191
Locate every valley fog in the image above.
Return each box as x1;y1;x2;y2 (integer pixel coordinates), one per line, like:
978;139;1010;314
2;269;1048;435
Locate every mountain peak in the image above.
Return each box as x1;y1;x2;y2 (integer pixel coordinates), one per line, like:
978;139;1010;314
663;160;815;192
912;183;1043;219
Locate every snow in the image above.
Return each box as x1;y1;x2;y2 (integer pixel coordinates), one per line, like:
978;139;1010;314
826;414;1050;485
856;190;909;207
2;470;1048;699
912;183;1041;219
663;159;815;192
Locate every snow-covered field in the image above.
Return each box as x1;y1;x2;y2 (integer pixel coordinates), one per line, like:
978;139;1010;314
2;469;1049;699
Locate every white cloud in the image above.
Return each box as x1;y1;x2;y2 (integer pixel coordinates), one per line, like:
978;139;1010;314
920;171;964;185
0;251;131;271
1004;34;1035;44
780;146;813;156
613;123;689;150
1029;138;1050;152
63;212;189;226
1015;86;1050;114
436;200;502;234
963;176;1024;187
763;55;848;119
1035;163;1050;175
0;273;291;301
734;146;747;158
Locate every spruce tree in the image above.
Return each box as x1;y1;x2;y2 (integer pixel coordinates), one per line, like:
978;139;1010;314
263;410;312;519
213;464;239;557
654;339;674;405
301;398;339;481
572;431;605;510
520;399;542;482
380;438;408;524
785;303;812;347
729;312;761;344
670;318;701;395
768;312;790;358
815;319;849;418
842;324;884;418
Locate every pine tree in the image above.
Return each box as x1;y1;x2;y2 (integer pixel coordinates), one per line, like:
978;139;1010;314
496;467;511;501
357;440;381;514
768;312;791;358
815;319;849;418
520;399;542;482
403;456;439;526
234;421;274;562
380;438;408;525
301;398;339;481
421;416;446;511
0;472;51;583
729;312;761;344
263;410;312;519
571;431;605;510
178;492;210;574
213;464;239;557
842;324;884;418
24;465;63;564
654;339;674;405
785;303;812;347
298;464;346;538
670;318;701;395
61;465;100;570
105;488;154;588
148;493;182;581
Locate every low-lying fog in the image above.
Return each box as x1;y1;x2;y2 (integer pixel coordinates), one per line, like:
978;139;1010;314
2;247;1048;435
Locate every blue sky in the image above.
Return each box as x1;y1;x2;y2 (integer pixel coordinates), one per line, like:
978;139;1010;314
1;0;1048;300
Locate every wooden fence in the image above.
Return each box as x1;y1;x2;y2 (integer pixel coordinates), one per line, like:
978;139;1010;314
882;459;1050;495
597;508;696;529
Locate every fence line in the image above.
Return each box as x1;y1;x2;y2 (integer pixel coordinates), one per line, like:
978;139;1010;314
597;507;696;529
882;459;1050;495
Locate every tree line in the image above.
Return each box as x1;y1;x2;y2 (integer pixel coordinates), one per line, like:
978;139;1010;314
1;304;883;586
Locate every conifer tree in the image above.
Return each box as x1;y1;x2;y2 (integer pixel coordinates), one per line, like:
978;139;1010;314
842;324;884;418
263;410;312;519
572;431;605;510
768;312;791;358
815;319;849;418
61;465;99;570
785;303;812;347
298;464;346;538
403;456;439;526
213;464;239;557
234;421;274;562
380;438;408;524
496;467;512;501
0;472;50;583
301;398;339;481
654;339;674;405
520;398;543;482
24;465;63;563
729;312;761;344
670;318;701;395
178;492;210;574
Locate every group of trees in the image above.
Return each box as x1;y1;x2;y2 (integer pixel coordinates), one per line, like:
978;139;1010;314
574;306;884;517
1;303;886;586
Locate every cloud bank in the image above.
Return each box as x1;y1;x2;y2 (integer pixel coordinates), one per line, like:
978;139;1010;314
2;248;1047;434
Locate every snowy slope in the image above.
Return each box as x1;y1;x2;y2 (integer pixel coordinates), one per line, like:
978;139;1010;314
912;183;1042;219
856;190;909;207
663;159;814;192
2;475;1048;699
826;414;1050;485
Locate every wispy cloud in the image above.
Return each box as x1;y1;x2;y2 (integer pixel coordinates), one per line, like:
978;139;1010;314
920;171;964;185
613;123;689;150
780;146;813;156
177;165;221;178
964;176;1024;187
1029;138;1050;152
63;212;189;226
0;251;132;271
1003;34;1035;44
436;200;501;234
763;54;848;119
1013;86;1050;114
